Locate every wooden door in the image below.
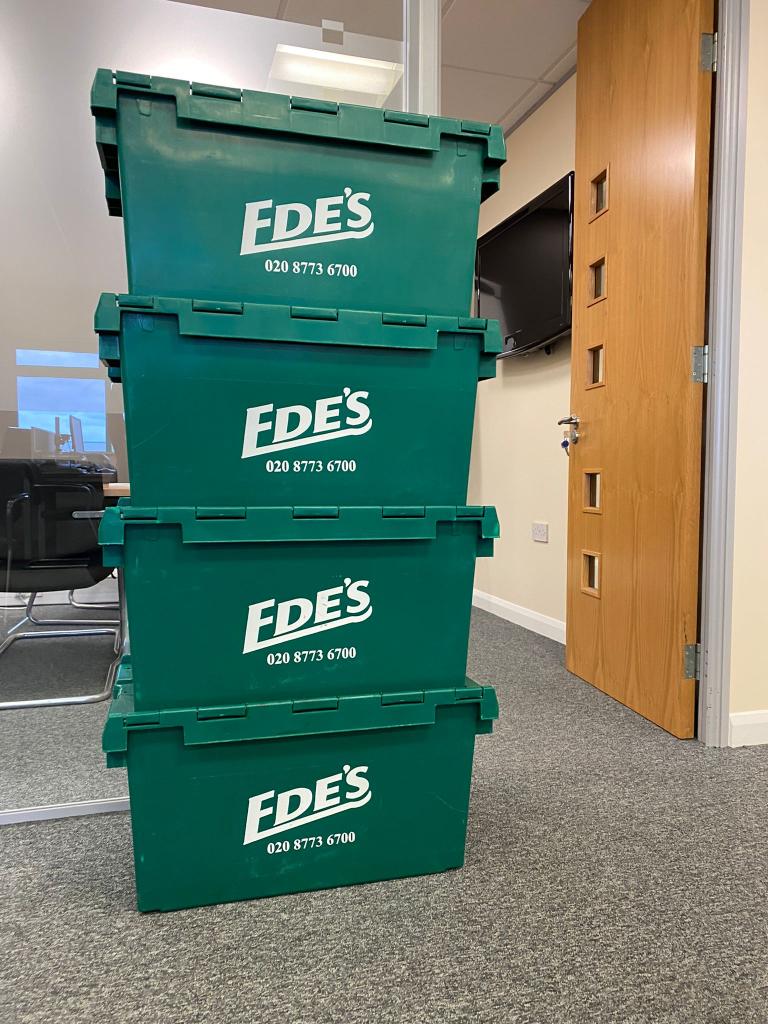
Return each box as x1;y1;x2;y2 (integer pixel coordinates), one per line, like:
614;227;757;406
565;0;714;738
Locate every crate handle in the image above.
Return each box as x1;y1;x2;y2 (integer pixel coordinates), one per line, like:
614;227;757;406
195;507;246;520
191;83;242;102
290;96;339;115
191;299;244;315
117;293;155;309
292;507;340;519
461;119;492;136
290;306;338;322
381;692;425;706
291;698;340;713
384;109;429;128
114;70;152;88
381;313;427;327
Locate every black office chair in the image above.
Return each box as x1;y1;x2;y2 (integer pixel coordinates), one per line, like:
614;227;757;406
0;457;121;709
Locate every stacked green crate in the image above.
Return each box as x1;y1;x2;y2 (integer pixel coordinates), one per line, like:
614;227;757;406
105;664;498;911
93;69;505;912
91;69;505;313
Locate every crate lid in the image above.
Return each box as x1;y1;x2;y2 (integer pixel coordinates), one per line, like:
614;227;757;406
91;69;505;216
95;293;503;369
99;503;500;564
103;666;498;758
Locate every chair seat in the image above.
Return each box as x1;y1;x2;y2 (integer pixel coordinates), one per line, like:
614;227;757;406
3;563;111;594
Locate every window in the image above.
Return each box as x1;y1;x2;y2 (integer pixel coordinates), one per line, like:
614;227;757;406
16;349;100;369
584;471;602;513
588;257;607;305
582;551;601;597
14;349;108;454
589;167;609;220
587;344;605;387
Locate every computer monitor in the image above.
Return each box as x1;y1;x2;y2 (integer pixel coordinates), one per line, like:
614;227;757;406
106;412;128;480
69;415;84;453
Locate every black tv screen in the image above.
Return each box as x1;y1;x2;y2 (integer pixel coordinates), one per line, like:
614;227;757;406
476;172;573;357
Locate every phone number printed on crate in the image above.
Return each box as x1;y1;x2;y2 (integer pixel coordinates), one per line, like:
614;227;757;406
264;259;358;277
267;832;357;855
265;459;357;474
266;646;357;667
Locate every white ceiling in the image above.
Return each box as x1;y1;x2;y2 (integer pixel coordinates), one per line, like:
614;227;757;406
171;0;591;131
171;0;404;38
442;0;590;131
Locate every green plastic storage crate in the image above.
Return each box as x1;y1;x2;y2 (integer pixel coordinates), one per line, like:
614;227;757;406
96;293;501;508
91;69;505;315
104;668;498;911
100;504;498;710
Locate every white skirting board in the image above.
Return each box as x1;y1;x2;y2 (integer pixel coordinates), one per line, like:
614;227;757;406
472;589;566;645
729;711;768;747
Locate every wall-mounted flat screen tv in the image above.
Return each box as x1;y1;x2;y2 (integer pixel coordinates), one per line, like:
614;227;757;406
476;171;574;357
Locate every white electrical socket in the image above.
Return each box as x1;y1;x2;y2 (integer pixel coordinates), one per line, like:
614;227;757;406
532;521;549;543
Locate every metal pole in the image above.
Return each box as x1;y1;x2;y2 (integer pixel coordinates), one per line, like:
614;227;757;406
405;0;441;116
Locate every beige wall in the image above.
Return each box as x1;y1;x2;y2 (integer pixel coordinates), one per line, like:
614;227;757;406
469;76;576;629
729;1;768;718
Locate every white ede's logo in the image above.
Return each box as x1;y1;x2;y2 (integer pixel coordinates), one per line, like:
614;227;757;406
243;578;371;654
240;187;374;256
241;388;371;459
243;765;371;845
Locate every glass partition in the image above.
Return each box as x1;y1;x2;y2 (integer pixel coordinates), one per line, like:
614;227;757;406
0;0;416;818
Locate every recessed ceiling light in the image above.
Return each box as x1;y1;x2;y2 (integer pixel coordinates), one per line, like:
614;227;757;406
269;44;403;107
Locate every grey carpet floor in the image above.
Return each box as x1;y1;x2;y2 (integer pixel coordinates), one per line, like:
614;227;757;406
0;589;118;703
0;703;127;810
1;608;767;1024
0;594;126;810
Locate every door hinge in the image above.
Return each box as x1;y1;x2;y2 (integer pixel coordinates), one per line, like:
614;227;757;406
701;32;718;72
691;345;708;383
683;643;702;680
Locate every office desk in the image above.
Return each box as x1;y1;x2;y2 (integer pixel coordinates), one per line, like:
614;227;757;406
104;482;130;498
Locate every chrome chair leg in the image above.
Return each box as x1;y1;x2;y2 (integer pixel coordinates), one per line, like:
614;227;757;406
68;575;119;612
23;590;119;627
6;592;36;635
0;625;119;711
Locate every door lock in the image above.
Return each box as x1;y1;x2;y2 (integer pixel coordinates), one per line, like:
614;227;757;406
558;415;580;454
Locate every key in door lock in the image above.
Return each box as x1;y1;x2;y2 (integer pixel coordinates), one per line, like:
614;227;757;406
558;415;580;452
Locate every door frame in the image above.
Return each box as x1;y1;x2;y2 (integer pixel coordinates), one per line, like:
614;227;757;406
699;0;750;746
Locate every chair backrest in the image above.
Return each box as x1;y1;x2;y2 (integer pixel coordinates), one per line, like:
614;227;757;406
0;457;117;571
